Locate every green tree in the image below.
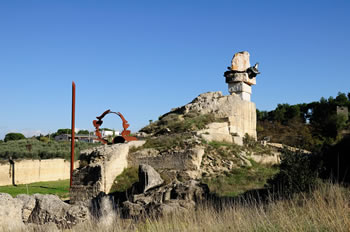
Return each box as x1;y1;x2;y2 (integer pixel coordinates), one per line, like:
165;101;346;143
256;109;268;121
39;136;50;143
77;130;89;135
334;92;348;106
56;129;72;135
4;133;25;142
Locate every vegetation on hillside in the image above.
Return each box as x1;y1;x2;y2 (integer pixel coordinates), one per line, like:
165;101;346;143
141;112;221;135
0;138;100;160
202;162;278;197
257;92;350;151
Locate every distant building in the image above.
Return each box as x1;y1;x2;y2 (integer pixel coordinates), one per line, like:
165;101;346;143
54;134;98;143
101;130;120;137
337;106;349;121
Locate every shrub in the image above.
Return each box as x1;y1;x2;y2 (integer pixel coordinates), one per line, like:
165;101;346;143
109;167;139;193
266;149;321;196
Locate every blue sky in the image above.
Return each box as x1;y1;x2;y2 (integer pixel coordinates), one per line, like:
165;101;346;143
0;0;349;139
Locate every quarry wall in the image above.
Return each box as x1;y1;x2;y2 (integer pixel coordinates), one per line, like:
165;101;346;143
70;141;145;203
0;159;77;186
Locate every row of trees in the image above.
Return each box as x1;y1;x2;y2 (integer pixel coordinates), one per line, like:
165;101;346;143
2;127;117;143
2;129;91;143
257;92;350;151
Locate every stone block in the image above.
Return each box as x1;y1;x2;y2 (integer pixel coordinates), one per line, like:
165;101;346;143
130;147;204;179
200;133;233;143
228;82;252;94
231;51;250;71
232;136;243;146
139;164;164;193
225;73;256;86
196;122;233;143
237;92;251;101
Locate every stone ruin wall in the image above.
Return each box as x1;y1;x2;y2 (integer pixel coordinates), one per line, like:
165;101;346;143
0;159;78;186
70;141;145;204
128;147;205;179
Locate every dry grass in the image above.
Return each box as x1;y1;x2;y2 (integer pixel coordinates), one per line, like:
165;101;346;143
67;182;350;232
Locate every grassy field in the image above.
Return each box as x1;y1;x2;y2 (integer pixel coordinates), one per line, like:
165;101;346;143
0;179;70;199
202;162;279;197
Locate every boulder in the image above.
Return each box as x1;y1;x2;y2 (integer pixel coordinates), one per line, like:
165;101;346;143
231;51;250;72
0;193;25;230
16;194;36;223
28;194;90;229
122;201;145;217
149;200;192;216
138;164;164;192
28;194;70;227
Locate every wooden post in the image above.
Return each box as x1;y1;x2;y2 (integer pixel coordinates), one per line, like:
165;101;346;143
70;81;76;187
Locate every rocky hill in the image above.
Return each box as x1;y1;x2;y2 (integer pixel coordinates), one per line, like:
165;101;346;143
140;91;257;142
1;89;282;230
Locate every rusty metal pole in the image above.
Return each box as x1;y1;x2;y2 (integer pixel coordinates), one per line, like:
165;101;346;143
70;81;76;187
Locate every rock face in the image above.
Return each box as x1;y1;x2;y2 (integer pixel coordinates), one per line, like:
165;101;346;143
0;193;25;230
129;146;205;179
138;164;164;192
17;194;36;223
70;141;145;203
0;193;90;231
171;91;257;141
121;165;209;218
28;194;89;228
197;122;233;143
231;51;250;71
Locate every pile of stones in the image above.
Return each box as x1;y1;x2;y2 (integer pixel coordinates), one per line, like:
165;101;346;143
121;164;209;218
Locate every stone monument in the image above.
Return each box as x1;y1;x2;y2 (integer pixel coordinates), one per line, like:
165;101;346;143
224;51;260;101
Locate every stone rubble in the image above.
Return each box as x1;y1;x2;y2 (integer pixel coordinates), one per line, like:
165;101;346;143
121;165;209;218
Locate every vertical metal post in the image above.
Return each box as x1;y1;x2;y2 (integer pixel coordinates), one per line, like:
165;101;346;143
70;81;76;187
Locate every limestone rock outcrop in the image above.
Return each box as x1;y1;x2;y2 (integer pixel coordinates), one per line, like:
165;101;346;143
28;194;89;229
170;91;256;142
0;193;90;231
0;193;25;230
70;140;145;203
17;194;36;223
129;145;205;179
